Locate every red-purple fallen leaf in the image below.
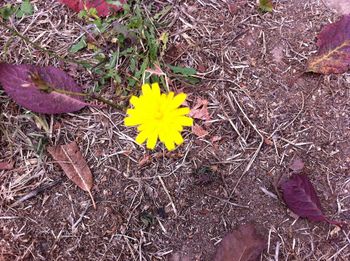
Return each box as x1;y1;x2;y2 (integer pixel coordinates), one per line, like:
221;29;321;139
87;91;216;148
0;161;14;170
57;0;126;17
47;141;96;208
281;174;342;226
307;15;350;74
0;63;88;114
213;224;266;261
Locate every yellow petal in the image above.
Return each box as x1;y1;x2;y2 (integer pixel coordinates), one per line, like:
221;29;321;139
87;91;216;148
124;116;140;126
151;83;161;97
135;130;149;144
126;108;135;115
172;107;190;116
173;131;184;145
142;84;152;95
171;93;187;108
177;116;193;126
146;132;158;149
129;96;140;107
164;138;175;151
167;92;174;100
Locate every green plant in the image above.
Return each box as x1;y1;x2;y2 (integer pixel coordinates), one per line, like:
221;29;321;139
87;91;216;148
76;1;198;94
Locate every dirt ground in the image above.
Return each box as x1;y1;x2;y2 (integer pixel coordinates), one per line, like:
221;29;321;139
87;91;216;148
1;0;349;260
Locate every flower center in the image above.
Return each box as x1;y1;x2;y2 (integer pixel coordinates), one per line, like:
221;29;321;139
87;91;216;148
154;110;164;120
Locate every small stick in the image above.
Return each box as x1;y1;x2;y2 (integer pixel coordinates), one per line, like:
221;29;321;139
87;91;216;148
10;179;62;207
228;92;264;193
158;176;177;216
30;72;122;111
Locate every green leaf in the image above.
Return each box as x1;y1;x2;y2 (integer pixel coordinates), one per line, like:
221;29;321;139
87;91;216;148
259;0;273;12
16;0;33;18
0;4;16;20
169;65;197;76
185;76;200;85
69;36;87;53
153;5;172;20
159;32;169;56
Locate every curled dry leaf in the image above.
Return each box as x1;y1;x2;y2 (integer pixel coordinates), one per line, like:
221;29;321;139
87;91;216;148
280;174;343;226
213;224;266;261
192;123;209;138
189;98;210;121
0;63;88;114
289;157;304;173
307;15;350;74
227;1;239;15
58;0;126;17
0;160;14;170
47;141;96;208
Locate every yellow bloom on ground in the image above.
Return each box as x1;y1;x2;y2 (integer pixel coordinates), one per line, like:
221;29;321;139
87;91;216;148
124;83;193;151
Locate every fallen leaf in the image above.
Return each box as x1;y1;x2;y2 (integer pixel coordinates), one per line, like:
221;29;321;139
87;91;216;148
271;45;284;64
0;63;88;114
227;1;239;14
259;0;273;12
289;157;304;173
307;15;350;74
280;174;342;226
213;224;266;261
0;161;14;170
325;0;350;15
47;141;96;208
138;154;152;167
189;98;210;121
16;0;33;18
169;252;192;261
192;123;209;138
211;135;222;143
57;0;126;17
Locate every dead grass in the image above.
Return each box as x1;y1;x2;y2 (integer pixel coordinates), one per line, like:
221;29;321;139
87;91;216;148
1;0;349;260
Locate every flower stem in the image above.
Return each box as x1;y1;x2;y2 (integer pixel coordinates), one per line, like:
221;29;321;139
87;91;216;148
47;87;122;110
30;72;122;110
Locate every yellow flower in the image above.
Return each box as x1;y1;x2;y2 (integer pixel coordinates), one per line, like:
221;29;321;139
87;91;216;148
124;83;193;151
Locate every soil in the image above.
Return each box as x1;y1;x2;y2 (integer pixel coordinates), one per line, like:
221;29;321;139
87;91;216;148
1;0;349;261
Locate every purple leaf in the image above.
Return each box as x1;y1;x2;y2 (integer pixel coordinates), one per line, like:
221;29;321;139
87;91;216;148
281;174;343;226
307;15;350;74
0;63;88;114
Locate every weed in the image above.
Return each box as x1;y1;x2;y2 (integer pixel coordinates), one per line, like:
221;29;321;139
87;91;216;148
76;1;198;94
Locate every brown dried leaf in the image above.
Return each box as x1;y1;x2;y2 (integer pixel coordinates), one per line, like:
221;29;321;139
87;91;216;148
213;224;266;261
189;98;210;121
211;135;222;143
192;123;209;137
0;160;14;170
47;141;95;208
289;157;304;172
138;154;152;167
169;252;192;261
227;2;239;14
